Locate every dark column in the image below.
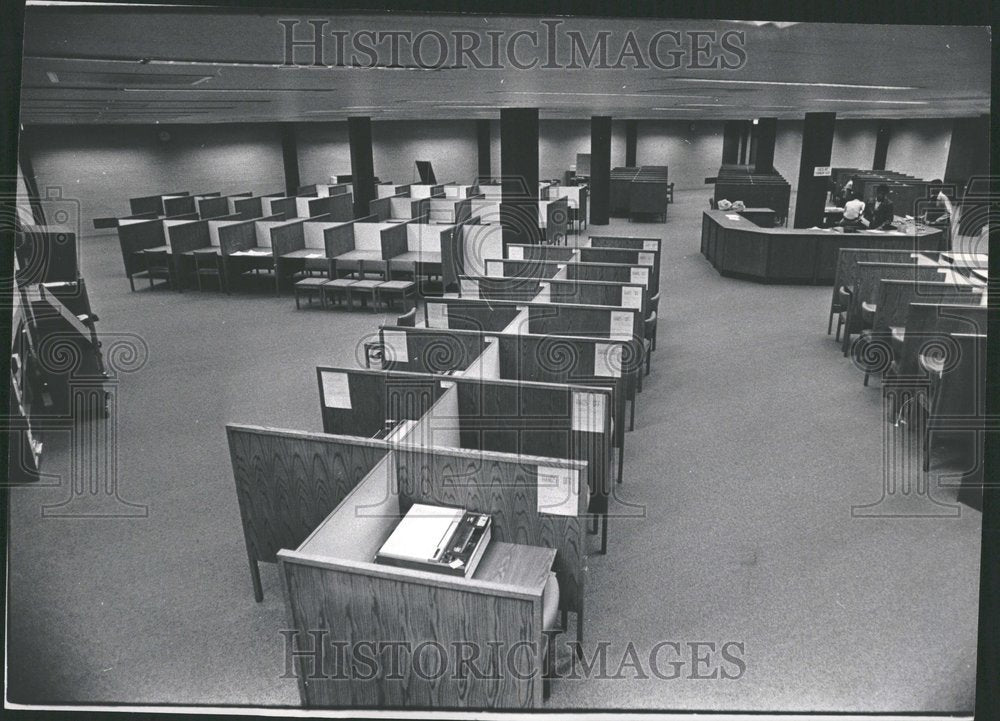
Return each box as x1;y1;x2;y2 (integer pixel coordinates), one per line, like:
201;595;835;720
625;120;637;167
793;112;836;228
476;119;491;183
348;116;376;219
722;120;742;164
873;120;891;171
499;108;539;246
590;115;612;226
738;122;752;165
280;123;300;196
753;118;777;174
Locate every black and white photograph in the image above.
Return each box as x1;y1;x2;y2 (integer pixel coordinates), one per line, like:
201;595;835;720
1;1;995;719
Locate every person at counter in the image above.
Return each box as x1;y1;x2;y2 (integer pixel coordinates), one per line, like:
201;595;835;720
923;179;955;226
863;184;896;230
832;179;854;207
838;190;867;231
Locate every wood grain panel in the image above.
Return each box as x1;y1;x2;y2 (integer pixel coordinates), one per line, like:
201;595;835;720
368;197;392;221
380;328;485;374
233;195;263;220
218;219;256;254
168;219;211;254
280;558;541;708
380;222;408;260
589;235;661;252
164;195;197;216
324;223;356;258
227;425;388;564
198;195;230;219
271;220;306;256
394;447;585;619
117;219;166;276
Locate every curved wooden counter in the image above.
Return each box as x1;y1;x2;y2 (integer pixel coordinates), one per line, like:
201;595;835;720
700;210;945;284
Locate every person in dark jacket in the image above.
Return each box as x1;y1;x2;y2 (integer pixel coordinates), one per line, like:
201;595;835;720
863;184;895;229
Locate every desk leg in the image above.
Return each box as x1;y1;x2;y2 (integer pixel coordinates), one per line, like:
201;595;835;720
248;553;263;602
617;445;623;485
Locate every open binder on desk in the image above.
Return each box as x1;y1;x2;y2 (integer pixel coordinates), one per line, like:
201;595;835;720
375;503;492;577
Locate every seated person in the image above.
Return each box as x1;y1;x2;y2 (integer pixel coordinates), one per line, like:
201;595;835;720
839;191;866;230
832;179;853;208
923;179;954;225
863;183;896;230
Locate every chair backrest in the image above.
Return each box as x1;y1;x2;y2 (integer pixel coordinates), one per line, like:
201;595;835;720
649;292;660;316
396;308;417;327
644;311;657;338
709;197;717;210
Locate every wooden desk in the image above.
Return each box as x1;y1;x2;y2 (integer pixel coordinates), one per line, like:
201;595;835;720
700;210;945;284
737;207;776;228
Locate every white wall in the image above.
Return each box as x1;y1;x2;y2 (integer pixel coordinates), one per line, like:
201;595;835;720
885;118;952;182
296;122;351;186
28;123;285;232
636;119;725;190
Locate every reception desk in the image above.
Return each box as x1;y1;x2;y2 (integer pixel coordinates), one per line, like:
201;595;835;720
700;210;945;284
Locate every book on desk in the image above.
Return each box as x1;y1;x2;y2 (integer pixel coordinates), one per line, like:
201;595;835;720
375;503;492;578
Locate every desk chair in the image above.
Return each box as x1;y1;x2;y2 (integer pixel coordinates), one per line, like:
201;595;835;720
142;249;172;290
293;277;327;308
829;285;851;340
648;292;661;351
376;281;417;312
643;312;657;376
322;278;355;307
193;251;226;293
541;572;562;701
348;279;384;312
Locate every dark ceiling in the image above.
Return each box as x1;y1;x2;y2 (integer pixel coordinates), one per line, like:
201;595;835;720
18;4;992;124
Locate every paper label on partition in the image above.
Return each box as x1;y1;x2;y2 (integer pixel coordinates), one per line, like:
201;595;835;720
643;240;658;251
460;278;480;299
813;166;832;177
621;286;643;310
537;466;580;517
382;330;410;364
638;252;654;266
571;391;607;434
427;302;448;327
630;267;649;287
594;342;623;378
508;245;524;260
610;310;633;340
321;371;352;409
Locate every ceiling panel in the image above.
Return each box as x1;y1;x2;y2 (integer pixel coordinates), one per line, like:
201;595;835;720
17;4;991;124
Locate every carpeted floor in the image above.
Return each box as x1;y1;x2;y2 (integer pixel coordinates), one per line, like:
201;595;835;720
6;190;981;712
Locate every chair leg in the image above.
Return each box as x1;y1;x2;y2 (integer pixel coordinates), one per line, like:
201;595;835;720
629;399;635;431
600;515;608;555
129;275;136;292
827;310;834;335
617;444;624;484
295;291;300;309
863;371;870;387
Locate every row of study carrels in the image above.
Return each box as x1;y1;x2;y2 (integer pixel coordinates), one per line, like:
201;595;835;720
828;248;988;507
227;233;662;708
113;183;577;293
